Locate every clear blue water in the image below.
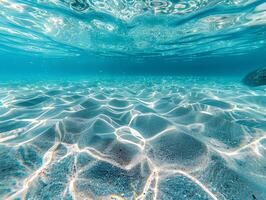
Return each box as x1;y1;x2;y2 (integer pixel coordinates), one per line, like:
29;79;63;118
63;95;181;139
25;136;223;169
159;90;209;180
1;1;266;200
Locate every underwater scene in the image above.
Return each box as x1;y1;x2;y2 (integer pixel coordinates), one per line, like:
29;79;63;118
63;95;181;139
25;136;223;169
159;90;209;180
1;0;266;200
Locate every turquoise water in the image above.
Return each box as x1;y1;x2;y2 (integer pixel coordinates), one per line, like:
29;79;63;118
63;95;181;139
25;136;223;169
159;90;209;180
1;0;266;58
1;0;266;200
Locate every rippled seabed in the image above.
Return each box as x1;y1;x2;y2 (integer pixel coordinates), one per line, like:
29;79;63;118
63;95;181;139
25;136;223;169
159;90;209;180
0;0;266;57
0;77;265;200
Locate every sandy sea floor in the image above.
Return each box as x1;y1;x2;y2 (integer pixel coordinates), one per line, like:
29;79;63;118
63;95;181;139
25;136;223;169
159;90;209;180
0;76;266;200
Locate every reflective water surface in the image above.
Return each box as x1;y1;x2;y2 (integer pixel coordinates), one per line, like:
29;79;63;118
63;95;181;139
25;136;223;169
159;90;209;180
0;0;266;57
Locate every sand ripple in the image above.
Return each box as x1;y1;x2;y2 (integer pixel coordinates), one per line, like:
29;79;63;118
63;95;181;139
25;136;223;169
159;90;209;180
0;77;266;200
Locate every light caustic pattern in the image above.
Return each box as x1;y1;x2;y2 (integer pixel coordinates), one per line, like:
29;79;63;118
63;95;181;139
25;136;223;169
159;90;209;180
0;0;266;57
0;77;266;200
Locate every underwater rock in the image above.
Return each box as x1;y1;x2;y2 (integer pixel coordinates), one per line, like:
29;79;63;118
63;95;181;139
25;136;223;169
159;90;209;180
243;68;266;87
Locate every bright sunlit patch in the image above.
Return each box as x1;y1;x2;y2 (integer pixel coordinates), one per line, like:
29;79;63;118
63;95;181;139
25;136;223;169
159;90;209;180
48;17;64;25
10;4;24;12
44;24;52;33
42;106;55;110
3;1;25;13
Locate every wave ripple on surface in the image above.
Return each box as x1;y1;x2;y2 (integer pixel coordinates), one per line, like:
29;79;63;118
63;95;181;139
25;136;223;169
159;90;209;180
0;77;266;200
0;0;266;57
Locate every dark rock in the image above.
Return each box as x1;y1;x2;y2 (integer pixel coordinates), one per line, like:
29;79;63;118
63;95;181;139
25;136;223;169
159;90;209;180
243;68;266;87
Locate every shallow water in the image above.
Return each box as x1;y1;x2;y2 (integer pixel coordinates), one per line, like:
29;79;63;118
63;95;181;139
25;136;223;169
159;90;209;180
1;0;266;199
0;77;266;199
1;0;266;58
